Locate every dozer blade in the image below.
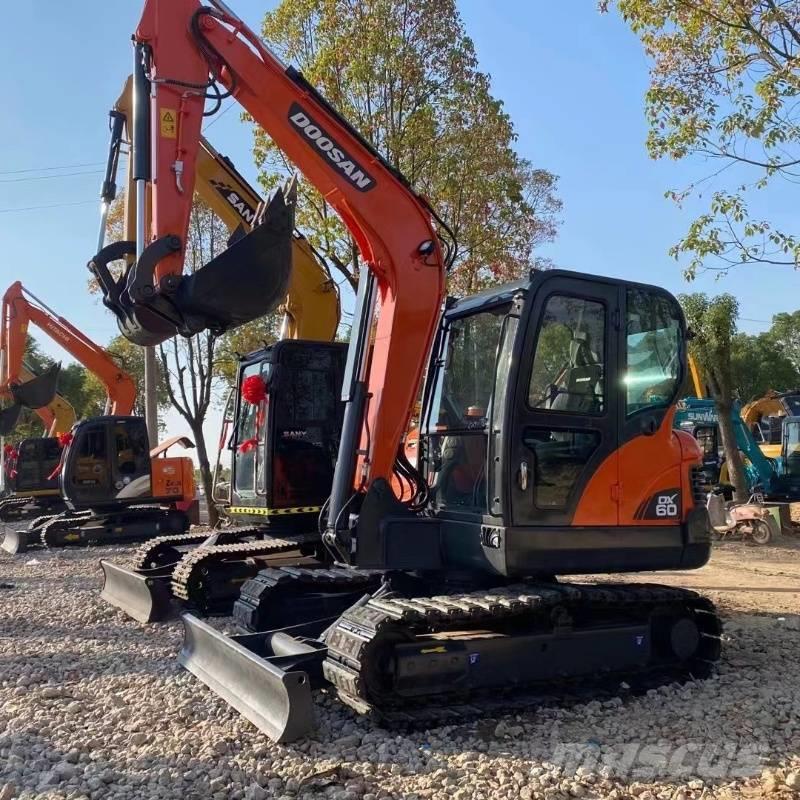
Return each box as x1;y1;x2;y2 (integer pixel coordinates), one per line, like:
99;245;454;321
0;403;22;435
10;363;60;409
1;529;30;554
178;613;326;743
172;182;295;336
99;560;178;623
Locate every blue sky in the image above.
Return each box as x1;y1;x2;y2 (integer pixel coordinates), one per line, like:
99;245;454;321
0;1;793;446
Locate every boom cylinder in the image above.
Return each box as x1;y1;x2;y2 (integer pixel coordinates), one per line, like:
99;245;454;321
324;268;377;558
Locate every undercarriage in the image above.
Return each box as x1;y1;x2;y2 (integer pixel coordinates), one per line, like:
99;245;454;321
178;573;722;743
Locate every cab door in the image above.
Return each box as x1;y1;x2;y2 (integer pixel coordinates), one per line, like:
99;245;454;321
509;274;621;527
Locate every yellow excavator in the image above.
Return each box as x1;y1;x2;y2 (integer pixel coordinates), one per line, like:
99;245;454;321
98;77;341;621
740;391;800;459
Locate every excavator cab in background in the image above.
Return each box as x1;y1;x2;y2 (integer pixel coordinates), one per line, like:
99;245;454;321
0;365;76;523
229;341;348;530
62;416;195;512
100;339;348;624
3;416;197;553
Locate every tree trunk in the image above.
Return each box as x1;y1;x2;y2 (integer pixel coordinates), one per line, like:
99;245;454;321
190;421;220;528
715;399;750;502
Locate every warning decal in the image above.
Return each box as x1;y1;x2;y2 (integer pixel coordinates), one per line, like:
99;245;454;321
160;108;177;138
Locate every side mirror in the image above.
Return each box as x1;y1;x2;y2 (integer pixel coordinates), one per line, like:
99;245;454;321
213;480;230;504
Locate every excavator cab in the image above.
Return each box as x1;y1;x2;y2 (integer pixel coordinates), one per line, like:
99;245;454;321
61;417;153;510
410;270;709;576
781;417;800;494
13;437;63;495
230;340;348;532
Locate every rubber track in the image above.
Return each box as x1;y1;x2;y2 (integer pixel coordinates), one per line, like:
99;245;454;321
322;581;722;725
171;532;320;604
0;497;32;518
131;528;251;572
39;505;170;548
233;566;382;630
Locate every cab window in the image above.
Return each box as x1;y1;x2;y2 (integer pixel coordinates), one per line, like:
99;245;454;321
528;295;605;414
625;289;682;416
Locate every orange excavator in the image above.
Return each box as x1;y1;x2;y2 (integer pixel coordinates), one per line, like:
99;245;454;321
98;0;720;742
0;283;196;553
0;281;134;531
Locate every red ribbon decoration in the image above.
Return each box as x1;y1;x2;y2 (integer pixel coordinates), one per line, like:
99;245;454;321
238;375;268;454
238;437;258;454
241;375;267;405
57;431;74;448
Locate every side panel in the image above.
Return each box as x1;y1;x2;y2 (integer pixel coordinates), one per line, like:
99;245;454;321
152;457;193;502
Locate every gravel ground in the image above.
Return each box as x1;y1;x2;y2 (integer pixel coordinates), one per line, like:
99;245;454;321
0;532;798;800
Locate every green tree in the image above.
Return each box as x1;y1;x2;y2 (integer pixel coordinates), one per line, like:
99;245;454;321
215;313;283;388
768;310;800;372
253;0;561;295
731;331;800;401
679;292;749;500
606;1;800;277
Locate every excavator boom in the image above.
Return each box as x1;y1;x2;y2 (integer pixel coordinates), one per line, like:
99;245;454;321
1;283;136;416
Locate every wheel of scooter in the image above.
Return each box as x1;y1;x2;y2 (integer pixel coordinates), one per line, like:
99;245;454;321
749;519;772;545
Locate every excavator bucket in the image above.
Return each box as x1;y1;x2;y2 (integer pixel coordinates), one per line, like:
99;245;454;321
178;614;327;743
10;363;60;410
0;403;22;436
99;559;177;623
172;182;296;336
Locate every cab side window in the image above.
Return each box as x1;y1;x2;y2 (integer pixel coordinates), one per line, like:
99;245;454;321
625;289;682;416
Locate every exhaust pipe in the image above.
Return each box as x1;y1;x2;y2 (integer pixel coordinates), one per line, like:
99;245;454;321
10;364;60;409
178;613;327;743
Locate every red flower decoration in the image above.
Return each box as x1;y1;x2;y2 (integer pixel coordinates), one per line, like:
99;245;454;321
241;375;267;405
3;444;15;457
58;431;74;448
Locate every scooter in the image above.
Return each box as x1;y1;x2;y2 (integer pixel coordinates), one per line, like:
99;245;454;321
706;488;779;545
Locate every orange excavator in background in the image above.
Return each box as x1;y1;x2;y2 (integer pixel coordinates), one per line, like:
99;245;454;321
95;0;720;743
0;281;135;530
0;282;196;553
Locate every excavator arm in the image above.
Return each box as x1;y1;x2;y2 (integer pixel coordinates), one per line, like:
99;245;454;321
1;283;137;417
113;1;447;510
110;76;340;343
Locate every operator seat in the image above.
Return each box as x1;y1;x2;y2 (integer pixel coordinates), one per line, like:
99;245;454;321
548;334;603;414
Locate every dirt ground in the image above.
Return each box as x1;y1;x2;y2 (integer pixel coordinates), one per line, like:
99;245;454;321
600;533;800;615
